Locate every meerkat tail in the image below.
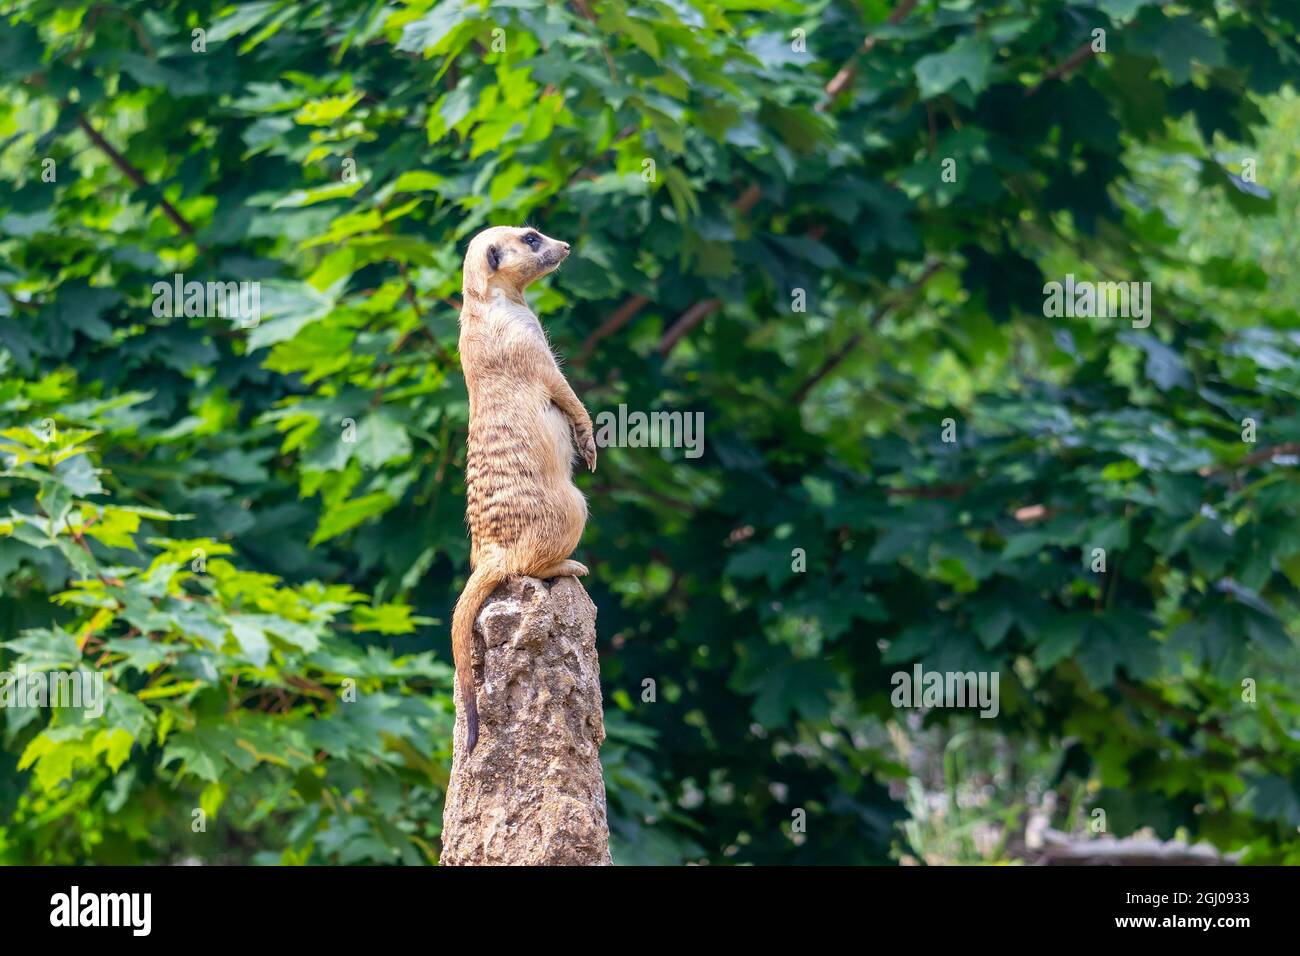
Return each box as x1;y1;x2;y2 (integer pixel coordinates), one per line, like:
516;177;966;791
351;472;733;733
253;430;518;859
450;559;508;753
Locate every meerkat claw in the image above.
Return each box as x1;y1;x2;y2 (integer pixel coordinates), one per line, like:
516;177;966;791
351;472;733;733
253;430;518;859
575;428;597;472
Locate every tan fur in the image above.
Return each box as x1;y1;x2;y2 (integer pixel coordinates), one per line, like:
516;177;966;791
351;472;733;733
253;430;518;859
452;225;596;753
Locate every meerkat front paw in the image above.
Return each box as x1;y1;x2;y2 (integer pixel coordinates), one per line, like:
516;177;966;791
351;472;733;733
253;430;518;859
576;426;597;472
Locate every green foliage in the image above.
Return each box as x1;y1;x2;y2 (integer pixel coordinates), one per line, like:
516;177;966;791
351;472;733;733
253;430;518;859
2;0;1300;864
1;422;450;863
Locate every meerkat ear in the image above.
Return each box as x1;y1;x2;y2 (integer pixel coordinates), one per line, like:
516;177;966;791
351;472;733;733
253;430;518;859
486;245;501;272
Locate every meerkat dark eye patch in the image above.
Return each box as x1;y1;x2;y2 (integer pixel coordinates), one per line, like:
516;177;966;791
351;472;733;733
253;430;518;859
486;245;501;271
521;232;541;251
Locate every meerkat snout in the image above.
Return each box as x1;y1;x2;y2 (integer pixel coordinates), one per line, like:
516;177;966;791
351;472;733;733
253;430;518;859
541;239;569;269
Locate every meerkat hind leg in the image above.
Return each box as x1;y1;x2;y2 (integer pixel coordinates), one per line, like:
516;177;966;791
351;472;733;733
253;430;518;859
534;559;588;579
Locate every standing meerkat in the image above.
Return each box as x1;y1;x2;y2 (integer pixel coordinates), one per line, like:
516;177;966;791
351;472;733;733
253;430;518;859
452;224;597;753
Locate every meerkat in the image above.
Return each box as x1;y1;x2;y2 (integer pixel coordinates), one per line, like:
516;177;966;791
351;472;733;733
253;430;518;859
452;224;597;753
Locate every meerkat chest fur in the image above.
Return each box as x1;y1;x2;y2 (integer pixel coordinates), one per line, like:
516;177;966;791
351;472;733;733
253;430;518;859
461;296;577;519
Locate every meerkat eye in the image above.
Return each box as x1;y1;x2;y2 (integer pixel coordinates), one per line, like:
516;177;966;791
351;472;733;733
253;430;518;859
522;233;541;251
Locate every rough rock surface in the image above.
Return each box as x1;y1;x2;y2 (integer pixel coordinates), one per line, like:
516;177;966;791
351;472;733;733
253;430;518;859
440;575;612;865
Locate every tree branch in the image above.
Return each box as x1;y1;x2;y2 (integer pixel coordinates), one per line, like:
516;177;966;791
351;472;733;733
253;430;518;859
884;482;969;499
656;298;722;356
792;259;943;404
574;294;649;366
1199;442;1300;477
1024;41;1097;98
819;0;920;110
570;0;619;83
581;186;765;363
73;112;196;237
733;182;763;215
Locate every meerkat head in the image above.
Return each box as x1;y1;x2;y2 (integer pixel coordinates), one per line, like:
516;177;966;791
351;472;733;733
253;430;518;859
463;225;570;302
